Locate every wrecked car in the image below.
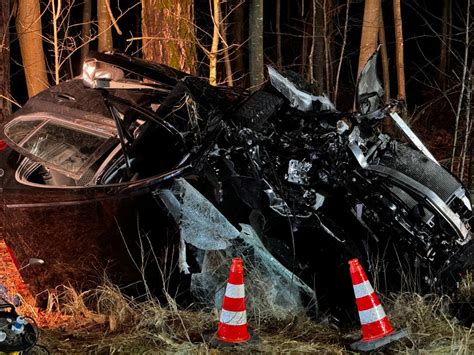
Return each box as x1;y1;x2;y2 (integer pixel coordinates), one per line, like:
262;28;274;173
0;52;472;318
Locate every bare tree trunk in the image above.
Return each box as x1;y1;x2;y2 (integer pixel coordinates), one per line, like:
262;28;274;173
327;0;337;96
80;0;92;63
232;0;245;81
302;10;310;77
379;8;390;102
460;61;472;180
141;0;196;74
97;0;113;52
16;0;49;97
393;0;406;101
209;0;220;86
51;0;61;85
309;0;317;83
249;0;264;90
450;0;471;172
334;0;350;102
0;0;10;122
357;0;380;78
276;0;282;68
313;0;325;95
219;3;234;87
323;0;332;96
446;2;452;77
438;0;451;88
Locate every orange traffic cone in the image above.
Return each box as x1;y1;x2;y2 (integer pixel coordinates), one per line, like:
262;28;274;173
348;259;407;351
215;257;251;343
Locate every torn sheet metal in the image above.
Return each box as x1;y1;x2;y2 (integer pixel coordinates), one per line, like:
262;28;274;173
191;224;317;320
155;178;240;250
267;66;335;112
348;142;369;168
390;112;439;165
357;50;384;114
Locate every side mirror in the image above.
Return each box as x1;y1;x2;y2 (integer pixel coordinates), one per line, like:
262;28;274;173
82;59;157;90
82;59;125;88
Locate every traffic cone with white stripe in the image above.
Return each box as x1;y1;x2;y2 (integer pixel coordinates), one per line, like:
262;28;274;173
215;257;251;343
349;259;407;351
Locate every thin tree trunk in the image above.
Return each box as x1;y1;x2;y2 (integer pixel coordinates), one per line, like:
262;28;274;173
80;0;92;63
450;0;471;172
302;10;310;77
313;0;325;95
379;8;390;102
393;0;406;101
357;0;380;78
141;0;196;74
438;0;452;88
209;0;220;86
249;0;264;90
97;0;113;52
232;0;245;81
218;2;233;86
334;0;350;102
16;0;49;97
460;61;472;180
309;0;317;83
0;0;10;122
446;2;452;77
51;0;61;85
276;0;282;69
323;0;331;96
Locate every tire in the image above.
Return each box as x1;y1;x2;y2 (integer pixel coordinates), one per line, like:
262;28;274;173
233;91;284;129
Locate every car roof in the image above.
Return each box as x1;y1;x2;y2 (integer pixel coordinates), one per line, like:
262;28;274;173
7;79;116;133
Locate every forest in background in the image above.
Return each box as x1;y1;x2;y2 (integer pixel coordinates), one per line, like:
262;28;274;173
0;0;472;180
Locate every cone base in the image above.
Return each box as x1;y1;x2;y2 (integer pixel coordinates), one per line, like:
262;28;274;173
360;317;394;342
215;332;251;344
208;329;260;350
351;328;408;352
216;323;250;343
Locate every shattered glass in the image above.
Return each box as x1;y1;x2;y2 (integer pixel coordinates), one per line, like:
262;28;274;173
191;224;317;320
286;159;312;185
154;178;240;250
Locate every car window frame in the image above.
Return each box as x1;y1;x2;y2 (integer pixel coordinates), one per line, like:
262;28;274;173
3;113;117;180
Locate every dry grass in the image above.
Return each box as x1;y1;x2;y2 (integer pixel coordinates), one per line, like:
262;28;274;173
33;282;345;353
386;293;473;353
28;274;473;354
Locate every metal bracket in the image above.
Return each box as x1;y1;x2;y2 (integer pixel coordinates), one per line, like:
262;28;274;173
390;112;439;165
